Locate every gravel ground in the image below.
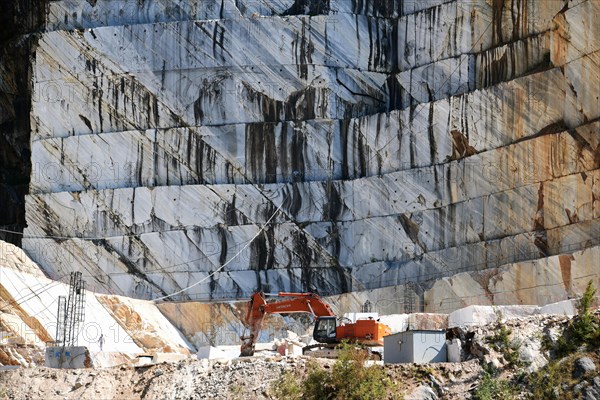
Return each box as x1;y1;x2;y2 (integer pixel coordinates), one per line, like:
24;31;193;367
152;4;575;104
0;355;485;399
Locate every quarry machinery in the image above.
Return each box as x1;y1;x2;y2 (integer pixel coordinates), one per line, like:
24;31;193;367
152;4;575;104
239;291;391;358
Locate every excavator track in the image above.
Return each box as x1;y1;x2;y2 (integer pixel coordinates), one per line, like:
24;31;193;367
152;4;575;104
302;344;382;361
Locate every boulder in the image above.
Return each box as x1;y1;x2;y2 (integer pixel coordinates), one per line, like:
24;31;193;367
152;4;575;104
446;339;461;363
539;300;577;316
448;305;537;328
574;357;597;378
405;384;438;400
584;377;600;400
519;337;548;373
196;346;228;360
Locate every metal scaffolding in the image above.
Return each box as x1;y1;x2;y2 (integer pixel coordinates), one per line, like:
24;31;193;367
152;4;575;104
55;272;86;347
361;300;372;313
55;296;66;344
403;282;418;314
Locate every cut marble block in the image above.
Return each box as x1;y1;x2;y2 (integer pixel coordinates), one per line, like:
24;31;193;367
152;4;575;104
30;68;568;192
46;0;455;31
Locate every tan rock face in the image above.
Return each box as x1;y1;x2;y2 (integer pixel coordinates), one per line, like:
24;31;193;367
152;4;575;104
424;274;493;312
0;284;53;344
157;300;313;347
158;302;240;348
101;299;143;332
424;245;600;313
96;295;193;354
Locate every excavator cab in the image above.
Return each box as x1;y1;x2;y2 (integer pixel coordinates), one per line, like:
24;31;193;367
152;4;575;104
313;316;338;344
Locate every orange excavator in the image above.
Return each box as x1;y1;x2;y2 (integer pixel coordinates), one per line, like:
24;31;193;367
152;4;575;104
239;291;391;358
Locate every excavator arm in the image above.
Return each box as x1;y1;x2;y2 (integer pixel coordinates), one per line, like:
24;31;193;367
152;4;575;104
240;292;335;356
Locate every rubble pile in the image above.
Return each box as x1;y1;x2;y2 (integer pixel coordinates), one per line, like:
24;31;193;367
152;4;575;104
450;313;572;372
0;357;302;400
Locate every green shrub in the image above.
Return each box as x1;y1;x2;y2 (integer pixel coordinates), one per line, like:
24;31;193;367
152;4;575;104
304;360;334;400
270;343;400;400
473;371;516;400
555;280;600;357
526;356;577;399
329;344;390;400
271;370;303;400
488;324;523;367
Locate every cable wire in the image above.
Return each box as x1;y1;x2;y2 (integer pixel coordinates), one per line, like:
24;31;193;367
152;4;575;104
152;200;285;302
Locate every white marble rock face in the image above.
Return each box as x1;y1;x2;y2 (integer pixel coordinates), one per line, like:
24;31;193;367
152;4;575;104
45;0;455;31
30;68;567;192
24;0;600;301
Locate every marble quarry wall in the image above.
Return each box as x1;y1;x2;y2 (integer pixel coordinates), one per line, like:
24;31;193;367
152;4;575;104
20;0;600;310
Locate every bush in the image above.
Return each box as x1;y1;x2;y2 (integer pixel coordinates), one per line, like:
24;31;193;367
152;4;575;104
271;370;303;400
271;343;400;400
329;344;391;400
555;280;600;357
473;371;516;400
526;356;577;399
488;324;522;368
